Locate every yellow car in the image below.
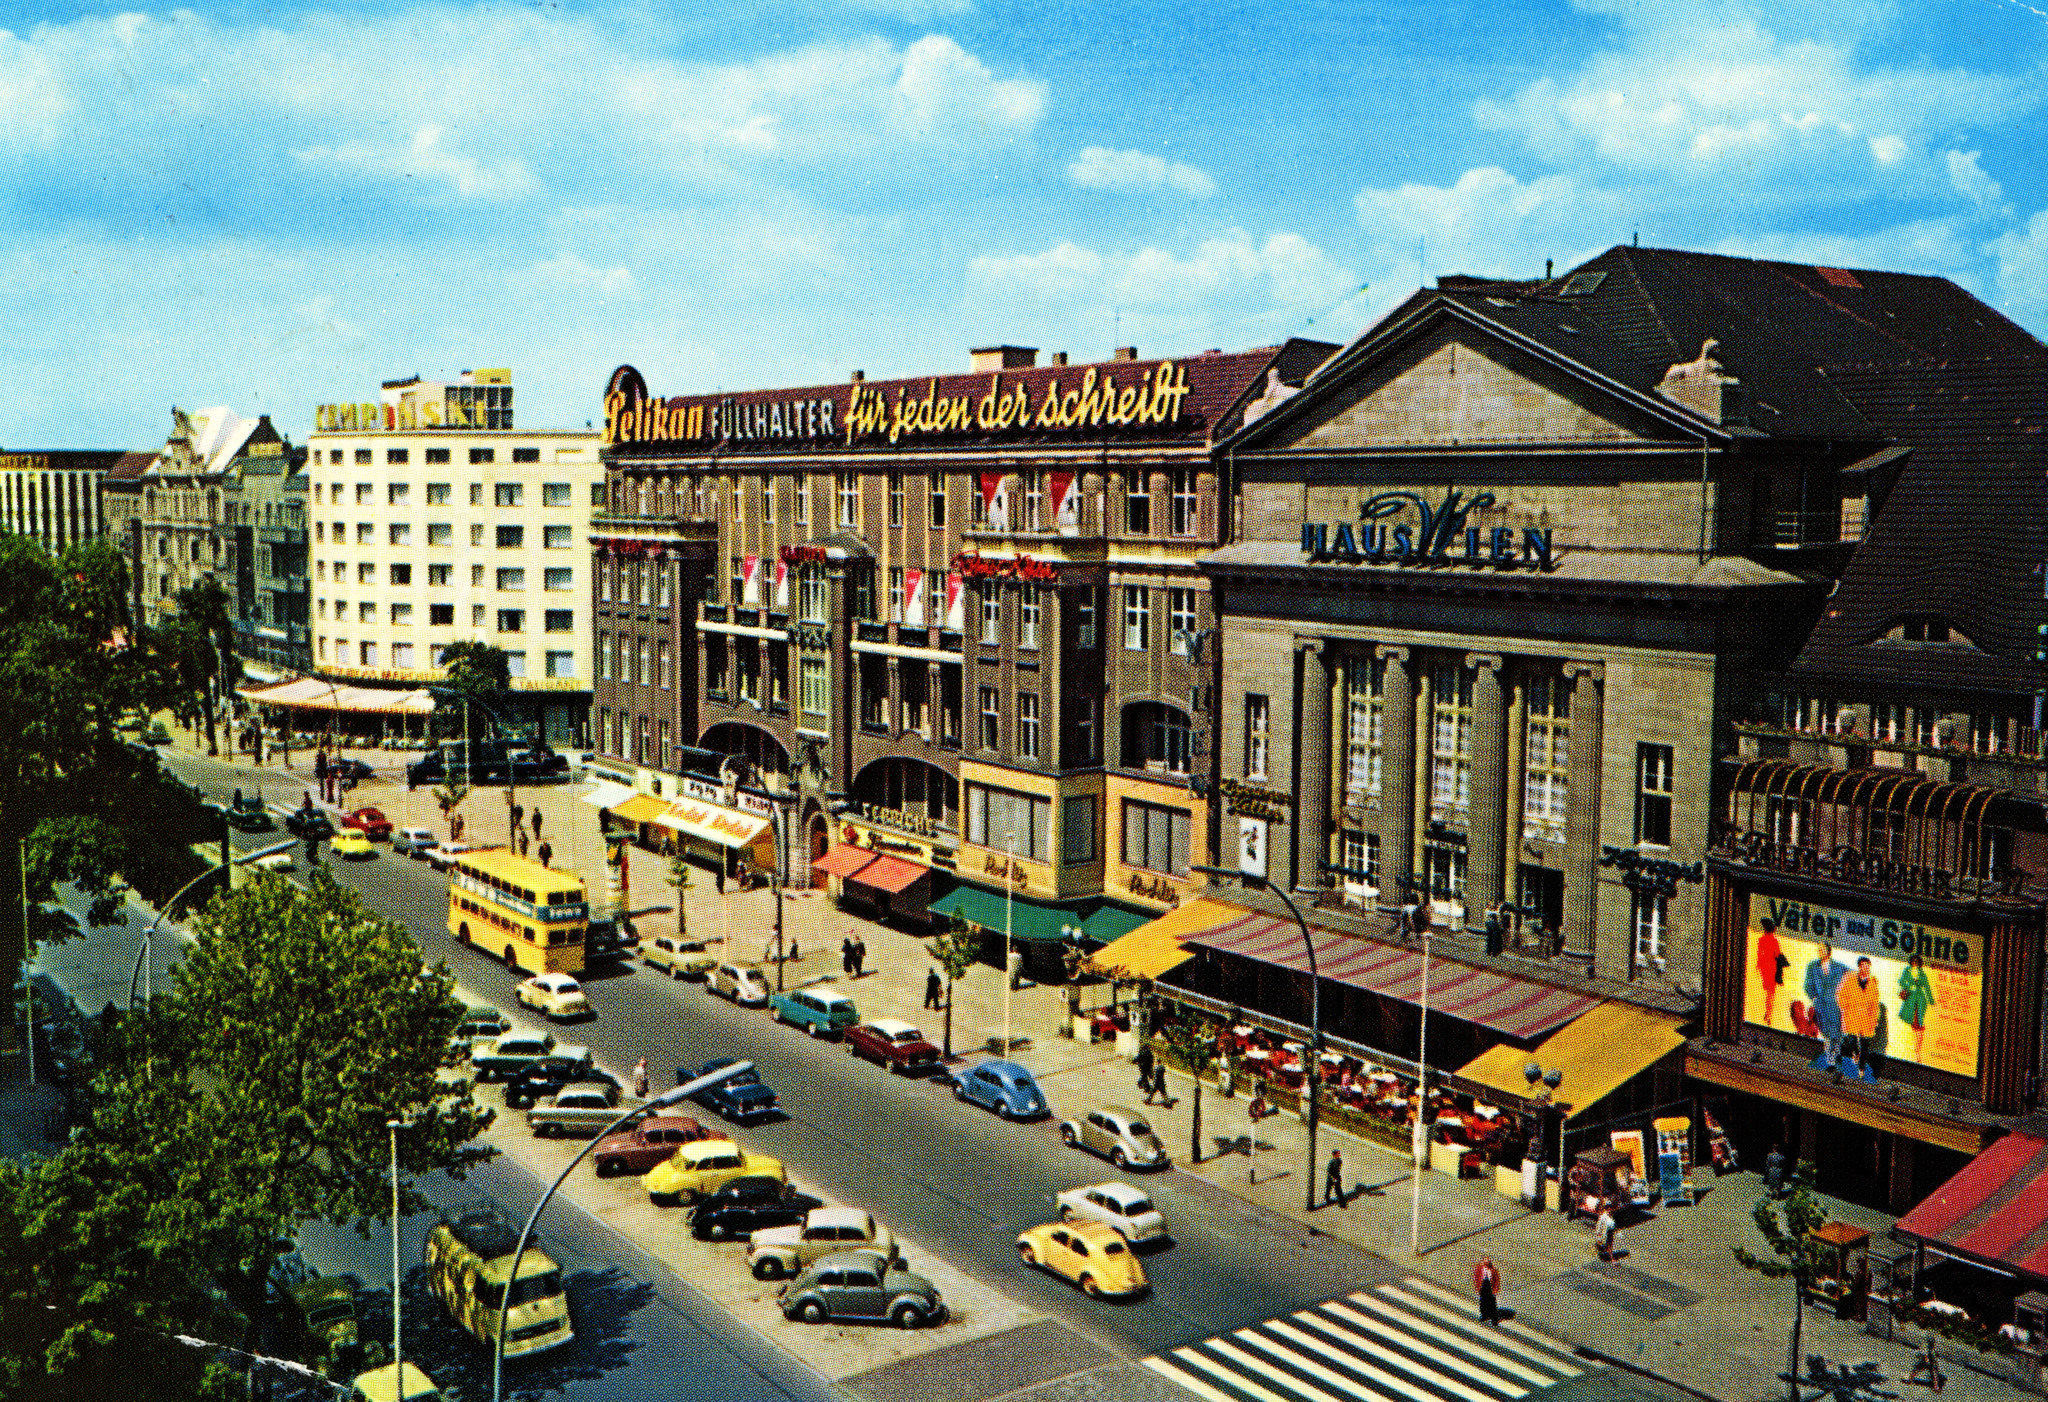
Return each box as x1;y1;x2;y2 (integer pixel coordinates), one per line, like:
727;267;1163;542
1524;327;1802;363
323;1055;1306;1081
331;829;375;860
1016;1218;1148;1298
641;1138;783;1205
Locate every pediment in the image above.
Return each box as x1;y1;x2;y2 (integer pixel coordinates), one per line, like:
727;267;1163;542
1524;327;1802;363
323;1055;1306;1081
1247;320;1676;451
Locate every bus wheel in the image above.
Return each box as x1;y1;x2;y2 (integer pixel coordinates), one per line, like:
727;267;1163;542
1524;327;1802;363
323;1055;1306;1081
458;923;471;946
505;946;519;968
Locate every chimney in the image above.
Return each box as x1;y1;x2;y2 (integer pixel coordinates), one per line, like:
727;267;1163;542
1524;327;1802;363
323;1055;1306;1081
1051;352;1068;367
1112;346;1138;362
850;370;864;382
1655;339;1741;425
970;345;1038;372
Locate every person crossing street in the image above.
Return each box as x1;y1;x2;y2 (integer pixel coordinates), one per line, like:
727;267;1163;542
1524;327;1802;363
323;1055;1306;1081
1324;1148;1347;1207
1474;1256;1502;1324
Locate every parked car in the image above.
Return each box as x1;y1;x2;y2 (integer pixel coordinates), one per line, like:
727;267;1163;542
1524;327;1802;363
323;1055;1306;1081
748;1207;898;1280
327;757;375;782
680;1059;781;1123
1056;1181;1169;1244
251;851;294;872
1058;1106;1168;1171
585;916;635;962
342;807;393;840
470;1030;591;1083
222;797;275;832
423;841;478;872
515;973;591;1020
451;1005;512;1055
708;962;770;1006
769;986;858;1039
393;826;436;856
331;829;375;860
640;933;715;980
845;1019;942;1076
526;1083;633;1137
779;1249;944;1329
347;1361;445;1402
1017;1218;1148;1298
688;1177;823;1240
591;1116;716;1178
502;1056;617;1109
643;1139;784;1206
285;808;335;840
952;1059;1049;1120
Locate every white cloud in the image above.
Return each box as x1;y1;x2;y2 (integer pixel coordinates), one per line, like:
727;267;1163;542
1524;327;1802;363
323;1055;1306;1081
525;253;635;298
296;125;540;201
1946;150;2005;212
970;229;1354;311
1353;166;1631;280
1991;208;2048;328
1068;146;1216;198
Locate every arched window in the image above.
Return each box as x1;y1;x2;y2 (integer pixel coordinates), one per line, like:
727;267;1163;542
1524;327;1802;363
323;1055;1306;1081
1121;701;1192;774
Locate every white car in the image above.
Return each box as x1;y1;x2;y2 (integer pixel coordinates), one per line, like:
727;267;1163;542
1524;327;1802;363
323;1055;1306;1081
393;826;436;856
708;962;770;1007
1056;1180;1169;1244
251;851;294;872
516;973;592;1020
423;841;478;872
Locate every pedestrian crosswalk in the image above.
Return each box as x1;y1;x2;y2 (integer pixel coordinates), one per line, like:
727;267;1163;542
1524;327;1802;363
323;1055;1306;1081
1144;1277;1592;1402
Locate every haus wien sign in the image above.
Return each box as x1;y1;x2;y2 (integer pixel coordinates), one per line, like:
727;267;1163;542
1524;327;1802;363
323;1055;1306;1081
1302;488;1553;569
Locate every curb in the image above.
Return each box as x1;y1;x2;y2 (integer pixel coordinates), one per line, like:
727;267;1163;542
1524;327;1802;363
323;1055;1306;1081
1575;1346;1734;1402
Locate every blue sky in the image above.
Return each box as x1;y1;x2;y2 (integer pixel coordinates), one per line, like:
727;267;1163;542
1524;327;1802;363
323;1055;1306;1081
3;0;2043;447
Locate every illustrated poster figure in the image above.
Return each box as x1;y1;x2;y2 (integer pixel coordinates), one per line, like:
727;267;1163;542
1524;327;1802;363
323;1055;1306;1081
1897;953;1935;1064
1803;942;1849;1071
1755;917;1788;1023
1836;955;1883;1082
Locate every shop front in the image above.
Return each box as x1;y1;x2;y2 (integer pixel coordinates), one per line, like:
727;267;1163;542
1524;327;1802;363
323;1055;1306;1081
606;791;777;886
813;843;933;929
926;880;1150;981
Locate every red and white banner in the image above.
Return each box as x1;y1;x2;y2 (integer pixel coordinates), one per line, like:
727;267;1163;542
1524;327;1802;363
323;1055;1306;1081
904;568;925;626
978;471;1009;532
945;571;965;629
772;558;790;607
1049;470;1078;531
742;553;761;604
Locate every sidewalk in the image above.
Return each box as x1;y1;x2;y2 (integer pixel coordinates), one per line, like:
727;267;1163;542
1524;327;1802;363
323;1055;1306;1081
157;723;2033;1402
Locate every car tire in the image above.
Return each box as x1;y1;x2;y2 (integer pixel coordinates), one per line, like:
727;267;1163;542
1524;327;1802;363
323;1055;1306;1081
892;1302;925;1329
806;1021;822;1038
670;965;684;980
649;1192;679;1208
535;1123;559;1139
953;1080;969;1102
507;1094;533;1110
1018;1244;1037;1267
1060;1205;1077;1222
1112;1147;1130;1170
1060;1125;1078;1148
595;1158;621;1178
705;1221;730;1241
752;1257;784;1281
457;923;471;947
1081;1274;1102;1298
798;1300;827;1325
504;946;518;968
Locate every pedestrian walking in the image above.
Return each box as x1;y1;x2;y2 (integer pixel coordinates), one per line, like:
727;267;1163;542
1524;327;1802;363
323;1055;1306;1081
1325;1148;1347;1207
1595;1206;1618;1262
538;840;553;868
1135;1042;1156;1101
1907;1334;1944;1392
1150;1063;1173;1108
633;1058;650;1098
1766;1145;1787;1199
1474;1256;1501;1324
531;809;543;839
852;934;867;978
841;935;855;977
924;967;943;1010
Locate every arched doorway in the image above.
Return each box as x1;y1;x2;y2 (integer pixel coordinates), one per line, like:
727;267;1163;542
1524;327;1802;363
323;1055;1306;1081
699;722;790;780
851;757;958;832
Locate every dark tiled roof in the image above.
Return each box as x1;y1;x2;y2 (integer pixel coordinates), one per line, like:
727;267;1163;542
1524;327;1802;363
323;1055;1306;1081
1790;358;2048;693
0;448;152;474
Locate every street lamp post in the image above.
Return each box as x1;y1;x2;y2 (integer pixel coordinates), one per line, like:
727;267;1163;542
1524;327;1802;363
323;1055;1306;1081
1411;921;1432;1257
1002;829;1016;1057
129;838;233;1008
386;1118;405;1380
735;782;788;992
492;1062;753;1402
1192;864;1322;1215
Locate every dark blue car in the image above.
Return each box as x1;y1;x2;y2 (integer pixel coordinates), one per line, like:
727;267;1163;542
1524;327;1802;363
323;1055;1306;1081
679;1058;781;1123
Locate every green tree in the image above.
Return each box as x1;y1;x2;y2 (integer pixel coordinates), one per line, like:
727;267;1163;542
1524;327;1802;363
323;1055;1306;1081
168;576;237;756
1156;1013;1219;1166
668;848;694;943
433;775;471;839
931;915;981;1060
1733;1159;1836;1402
438;640;511;706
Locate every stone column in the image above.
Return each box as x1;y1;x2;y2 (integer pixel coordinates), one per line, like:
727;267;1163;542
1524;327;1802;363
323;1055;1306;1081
1292;639;1331;892
1466;654;1508;928
1376;646;1416;904
1562;661;1604;960
886;656;902;735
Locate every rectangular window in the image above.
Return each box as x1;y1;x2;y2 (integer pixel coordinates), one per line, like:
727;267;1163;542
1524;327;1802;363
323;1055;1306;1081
795;474;810;526
388;523;411;545
658;640;672;689
1872;703;1911;743
496;525;524;548
427;523;452;545
470;523;485;547
1121;799;1190;877
1022;471;1043;531
980;589;1000;645
512;447;539;464
596;633;611;680
469;483;484;505
1429;663;1474;823
356;522;373;544
1018;585;1040;649
430;602;455;625
390;642;414;667
888;566;905;623
1340;829;1380;898
1633;891;1668;969
1075;696;1097;764
546;650;575;679
759;473;774;525
496;609;525;633
1169;469;1197;537
837;472;858;526
1423;842;1467;923
387;449;410;466
1123;586;1150;651
470;448;494;464
965;785;1050;862
979;685;1000;750
354;453;372;469
428;563;452;586
1523;674;1571;844
543;567;573;591
1076;594;1096;649
1168;588;1196;654
1245;694;1270;780
389;563;412;586
387;482;411;505
390;602;413;625
1636;744;1674;847
730;556;745;606
1125;471;1151;534
504;651;527;679
496;568;525;590
471;564;485;587
928;473;945;528
1344;657;1384;802
800;657;828;716
799;567;827;622
1062;795;1097;864
1018;691;1040;759
888;472;904;527
426;482;450;504
544;609;572;633
472;604;486;627
543;482;570;507
543;525;572;549
357;562;375;583
360;640;376;665
425;448;450;465
635;639;649;685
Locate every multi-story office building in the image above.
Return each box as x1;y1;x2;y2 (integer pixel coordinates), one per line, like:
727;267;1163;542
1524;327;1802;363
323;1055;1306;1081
1;448;144;555
592;341;1333;946
305;370;603;743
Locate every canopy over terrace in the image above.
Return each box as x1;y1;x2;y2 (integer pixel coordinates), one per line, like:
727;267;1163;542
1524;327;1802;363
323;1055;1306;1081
1896;1132;2048;1285
238;678;437;736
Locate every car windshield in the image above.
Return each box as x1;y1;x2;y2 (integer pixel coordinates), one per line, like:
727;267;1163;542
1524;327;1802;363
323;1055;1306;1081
1119;1197;1154;1216
1124;1121;1151;1136
507;1270;563;1308
1101;1240;1127;1255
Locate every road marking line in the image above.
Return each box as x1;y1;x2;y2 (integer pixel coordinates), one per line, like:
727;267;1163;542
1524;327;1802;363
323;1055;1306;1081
1275;1314;1509;1402
1387;1280;1587;1367
1171;1344;1309;1402
1342;1296;1563;1384
1145;1354;1250;1402
1247;1320;1442;1402
1293;1301;1526;1398
1210;1337;1351;1402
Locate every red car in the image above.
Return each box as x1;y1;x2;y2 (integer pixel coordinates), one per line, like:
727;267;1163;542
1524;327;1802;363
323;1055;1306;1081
591;1116;718;1178
342;807;393;841
845;1018;942;1076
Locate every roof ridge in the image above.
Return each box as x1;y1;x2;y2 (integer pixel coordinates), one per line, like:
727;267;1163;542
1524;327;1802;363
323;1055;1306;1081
1608;247;1680;364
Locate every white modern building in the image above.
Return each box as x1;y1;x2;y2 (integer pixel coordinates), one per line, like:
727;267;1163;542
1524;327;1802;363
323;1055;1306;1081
306;369;604;744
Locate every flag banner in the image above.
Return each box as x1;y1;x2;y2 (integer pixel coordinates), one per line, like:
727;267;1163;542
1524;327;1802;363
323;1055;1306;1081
1049;470;1078;531
945;571;965;629
742;554;761;604
979;471;1009;532
904;567;925;626
773;558;790;607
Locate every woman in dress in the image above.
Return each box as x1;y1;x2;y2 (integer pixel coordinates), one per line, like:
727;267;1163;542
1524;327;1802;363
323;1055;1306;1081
1897;954;1935;1062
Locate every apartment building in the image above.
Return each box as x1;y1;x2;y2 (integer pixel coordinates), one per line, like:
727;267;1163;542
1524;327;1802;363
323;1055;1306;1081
1;447;142;556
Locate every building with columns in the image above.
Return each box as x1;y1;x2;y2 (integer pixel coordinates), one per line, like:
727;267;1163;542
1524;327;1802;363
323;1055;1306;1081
1;447;142;556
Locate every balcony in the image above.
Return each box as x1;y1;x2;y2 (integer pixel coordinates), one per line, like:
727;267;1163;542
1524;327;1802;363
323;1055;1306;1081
735;608;759;627
937;630;963;653
897;627;929;648
856;621;889;644
703;604;727;623
767;611;790;630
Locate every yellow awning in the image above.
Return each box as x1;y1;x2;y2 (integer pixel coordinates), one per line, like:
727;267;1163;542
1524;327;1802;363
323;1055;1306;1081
1087;896;1245;981
612;794;669;824
646;795;772;850
1456;1001;1688;1121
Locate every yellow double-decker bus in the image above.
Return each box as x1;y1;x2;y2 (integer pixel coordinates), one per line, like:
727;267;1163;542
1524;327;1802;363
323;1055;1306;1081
448;848;587;974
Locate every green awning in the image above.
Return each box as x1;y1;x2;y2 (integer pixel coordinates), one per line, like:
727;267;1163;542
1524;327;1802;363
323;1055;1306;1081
928;884;1154;945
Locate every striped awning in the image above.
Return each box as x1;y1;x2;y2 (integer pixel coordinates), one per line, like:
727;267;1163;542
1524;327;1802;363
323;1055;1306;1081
813;843;880;880
1896;1133;2048;1281
1456;1001;1688;1119
847;853;927;894
1181;908;1601;1041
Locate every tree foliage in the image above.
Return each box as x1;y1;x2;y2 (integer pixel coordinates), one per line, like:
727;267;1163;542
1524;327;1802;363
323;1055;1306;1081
931;915;981;1060
1734;1159;1836;1402
1157;1015;1219;1164
438;641;510;707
